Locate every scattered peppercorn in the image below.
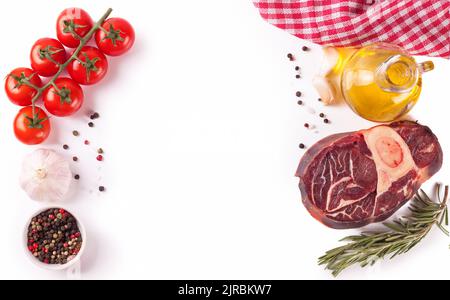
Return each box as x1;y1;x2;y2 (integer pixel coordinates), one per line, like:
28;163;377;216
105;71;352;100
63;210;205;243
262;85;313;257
299;143;305;149
84;140;90;145
73;156;78;162
96;155;103;162
27;208;82;265
97;148;104;154
99;186;105;192
304;123;310;128
295;66;300;71
302;46;310;51
318;98;322;102
72;130;79;137
297;100;303;105
296;75;301;79
287;53;294;61
90;112;100;120
74;175;80;180
319;113;325;118
296;91;302;97
63;144;69;150
88;122;94;128
324;118;330;124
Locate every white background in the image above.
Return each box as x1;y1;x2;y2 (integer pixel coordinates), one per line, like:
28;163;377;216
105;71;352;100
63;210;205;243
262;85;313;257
0;0;449;280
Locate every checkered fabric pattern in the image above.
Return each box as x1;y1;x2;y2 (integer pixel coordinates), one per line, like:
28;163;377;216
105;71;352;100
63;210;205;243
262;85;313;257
253;0;450;58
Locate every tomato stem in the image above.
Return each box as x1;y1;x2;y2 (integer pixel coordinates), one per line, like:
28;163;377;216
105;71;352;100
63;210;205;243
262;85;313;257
24;8;113;111
39;45;64;66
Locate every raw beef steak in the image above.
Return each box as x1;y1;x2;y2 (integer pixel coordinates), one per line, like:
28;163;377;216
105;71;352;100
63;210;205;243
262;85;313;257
296;121;442;229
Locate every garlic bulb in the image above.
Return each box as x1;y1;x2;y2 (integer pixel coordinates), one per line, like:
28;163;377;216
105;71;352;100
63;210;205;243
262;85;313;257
20;149;73;202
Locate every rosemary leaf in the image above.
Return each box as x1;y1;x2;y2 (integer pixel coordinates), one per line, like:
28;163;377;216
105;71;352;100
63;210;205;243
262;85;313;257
383;222;409;233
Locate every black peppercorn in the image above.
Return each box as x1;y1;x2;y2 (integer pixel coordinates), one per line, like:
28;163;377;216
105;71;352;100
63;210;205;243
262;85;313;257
319;113;325;118
287;53;294;61
90;112;100;120
297;100;303;105
74;175;80;180
99;186;106;192
88;122;94;128
324;118;330;124
72;130;79;137
295;66;300;71
299;143;305;149
73;156;78;162
63;145;69;150
296;91;302;97
302;46;310;51
296;75;301;79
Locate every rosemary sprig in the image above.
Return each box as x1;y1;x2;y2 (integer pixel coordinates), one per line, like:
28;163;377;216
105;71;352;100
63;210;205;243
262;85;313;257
318;184;449;277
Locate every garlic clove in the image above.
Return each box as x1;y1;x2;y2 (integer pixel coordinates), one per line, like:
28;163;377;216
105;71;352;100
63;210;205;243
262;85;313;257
20;149;73;202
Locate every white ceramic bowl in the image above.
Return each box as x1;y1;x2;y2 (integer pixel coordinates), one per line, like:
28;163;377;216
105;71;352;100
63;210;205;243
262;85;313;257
23;206;86;271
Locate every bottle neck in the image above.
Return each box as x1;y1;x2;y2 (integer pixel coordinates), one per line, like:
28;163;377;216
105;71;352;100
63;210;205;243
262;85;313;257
376;55;434;93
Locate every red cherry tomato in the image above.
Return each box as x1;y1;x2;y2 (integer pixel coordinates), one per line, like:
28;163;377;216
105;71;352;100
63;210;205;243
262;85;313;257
14;106;51;145
5;68;42;106
30;38;66;77
44;77;84;117
95;18;135;56
56;8;93;48
67;46;108;85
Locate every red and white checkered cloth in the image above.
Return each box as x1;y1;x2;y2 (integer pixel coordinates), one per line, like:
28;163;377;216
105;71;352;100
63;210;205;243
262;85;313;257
253;0;450;58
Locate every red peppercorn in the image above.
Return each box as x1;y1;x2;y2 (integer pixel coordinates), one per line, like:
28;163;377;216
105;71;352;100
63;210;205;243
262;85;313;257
28;239;34;244
70;234;75;240
64;243;69;248
84;140;90;145
75;232;81;238
49;214;55;220
96;155;104;161
28;246;34;252
44;259;49;264
59;209;65;214
33;243;39;249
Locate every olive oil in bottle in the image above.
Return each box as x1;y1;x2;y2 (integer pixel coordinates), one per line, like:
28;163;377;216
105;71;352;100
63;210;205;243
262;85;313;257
314;43;434;122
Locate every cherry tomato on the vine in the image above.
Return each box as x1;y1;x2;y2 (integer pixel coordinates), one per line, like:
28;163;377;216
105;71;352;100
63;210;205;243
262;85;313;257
44;77;84;117
56;8;93;48
5;68;42;106
95;18;135;56
67;46;108;85
14;106;51;145
30;38;66;77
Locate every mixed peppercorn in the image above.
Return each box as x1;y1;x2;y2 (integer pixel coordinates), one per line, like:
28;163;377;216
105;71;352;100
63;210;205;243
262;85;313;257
287;47;333;151
64;111;106;192
27;208;83;265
